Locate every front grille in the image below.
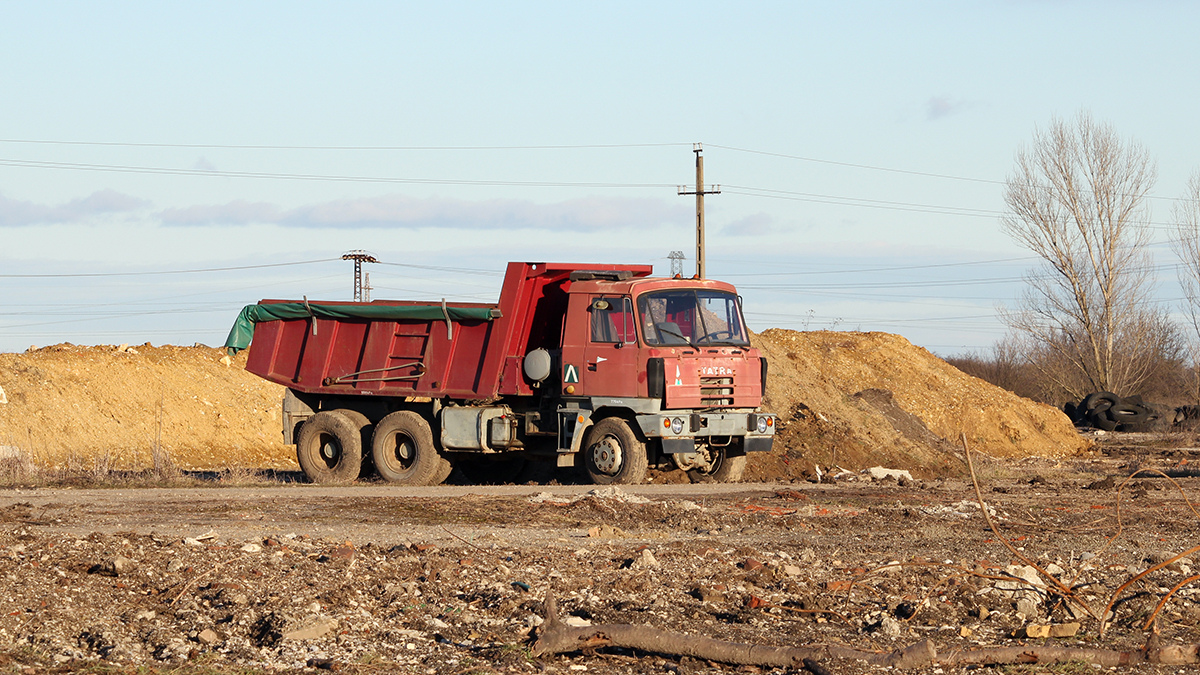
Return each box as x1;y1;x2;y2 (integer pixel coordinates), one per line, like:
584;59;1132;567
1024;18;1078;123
700;377;734;406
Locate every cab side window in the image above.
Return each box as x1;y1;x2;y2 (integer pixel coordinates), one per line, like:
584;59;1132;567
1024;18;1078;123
590;296;636;344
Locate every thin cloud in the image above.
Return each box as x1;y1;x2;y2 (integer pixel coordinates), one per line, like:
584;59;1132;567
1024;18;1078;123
157;200;282;226
0;189;148;227
720;212;775;236
926;96;971;121
159;194;690;231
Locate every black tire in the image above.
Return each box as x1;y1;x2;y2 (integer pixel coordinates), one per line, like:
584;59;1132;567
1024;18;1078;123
1082;392;1120;413
1087;408;1118;431
1108;404;1149;424
371;411;440;485
583;418;648;485
431;454;453;485
333;409;375;479
296;411;364;484
1063;401;1079;422
1119;414;1162;433
688;448;747;483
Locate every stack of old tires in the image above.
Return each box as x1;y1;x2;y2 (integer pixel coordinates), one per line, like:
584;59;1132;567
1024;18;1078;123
1064;392;1165;432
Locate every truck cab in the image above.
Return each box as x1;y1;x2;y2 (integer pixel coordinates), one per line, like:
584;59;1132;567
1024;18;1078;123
548;269;774;483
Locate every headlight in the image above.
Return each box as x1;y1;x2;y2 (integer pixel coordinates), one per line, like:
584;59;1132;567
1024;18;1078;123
756;416;769;433
671;417;685;434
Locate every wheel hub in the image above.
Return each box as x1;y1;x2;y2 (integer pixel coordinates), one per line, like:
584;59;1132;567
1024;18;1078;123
320;441;340;461
590;437;622;474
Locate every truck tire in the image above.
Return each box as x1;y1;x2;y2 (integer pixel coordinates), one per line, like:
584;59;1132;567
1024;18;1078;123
689;449;747;483
371;411;440;485
296;411;364;484
583;418;648;485
1082;391;1119;413
432;454;453;485
332;409;375;479
1087;408;1118;431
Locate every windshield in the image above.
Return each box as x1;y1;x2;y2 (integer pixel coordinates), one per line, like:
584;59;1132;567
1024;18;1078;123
637;289;750;346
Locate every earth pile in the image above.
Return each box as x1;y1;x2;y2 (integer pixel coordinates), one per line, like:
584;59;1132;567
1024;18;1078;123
0;331;1089;475
747;329;1089;480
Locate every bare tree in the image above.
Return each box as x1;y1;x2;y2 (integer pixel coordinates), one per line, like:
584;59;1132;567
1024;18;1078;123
1170;170;1200;402
1001;112;1161;398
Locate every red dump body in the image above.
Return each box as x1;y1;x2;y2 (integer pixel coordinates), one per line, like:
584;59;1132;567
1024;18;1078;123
245;262;646;400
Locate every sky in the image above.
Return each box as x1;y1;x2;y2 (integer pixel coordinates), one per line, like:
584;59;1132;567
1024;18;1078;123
1;1;1198;355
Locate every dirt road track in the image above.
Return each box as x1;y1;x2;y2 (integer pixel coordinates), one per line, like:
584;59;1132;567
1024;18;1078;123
0;483;788;544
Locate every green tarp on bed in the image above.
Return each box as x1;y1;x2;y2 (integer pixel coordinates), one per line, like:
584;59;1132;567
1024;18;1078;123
224;302;497;354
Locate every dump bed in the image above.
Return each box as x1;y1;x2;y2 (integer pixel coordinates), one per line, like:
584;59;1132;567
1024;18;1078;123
234;262;652;400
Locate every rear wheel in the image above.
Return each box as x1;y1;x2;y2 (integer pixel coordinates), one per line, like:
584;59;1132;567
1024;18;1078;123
371;411;440;485
332;409;375;479
431;454;453;485
583;418;647;485
296;411;363;484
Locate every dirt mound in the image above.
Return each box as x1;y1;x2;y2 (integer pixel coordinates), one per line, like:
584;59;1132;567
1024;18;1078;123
746;329;1089;480
0;344;291;470
0;331;1089;477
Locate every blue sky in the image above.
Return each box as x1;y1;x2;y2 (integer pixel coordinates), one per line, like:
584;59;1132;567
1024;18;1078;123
1;1;1197;354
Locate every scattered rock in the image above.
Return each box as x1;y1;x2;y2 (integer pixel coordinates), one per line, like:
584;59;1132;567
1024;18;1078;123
587;524;627;539
90;556;135;577
865;466;914;482
632;548;659;568
282;617;338;641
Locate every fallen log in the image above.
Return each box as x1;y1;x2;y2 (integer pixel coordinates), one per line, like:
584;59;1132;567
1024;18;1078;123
531;595;934;669
530;595;1200;669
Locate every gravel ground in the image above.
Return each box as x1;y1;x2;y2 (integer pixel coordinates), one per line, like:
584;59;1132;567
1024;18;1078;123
0;444;1198;674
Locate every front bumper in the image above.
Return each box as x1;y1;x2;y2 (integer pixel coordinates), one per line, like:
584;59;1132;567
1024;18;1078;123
635;410;777;453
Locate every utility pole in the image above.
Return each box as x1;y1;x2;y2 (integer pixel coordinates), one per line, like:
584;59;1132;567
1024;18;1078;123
342;250;378;302
668;251;686;277
678;144;720;278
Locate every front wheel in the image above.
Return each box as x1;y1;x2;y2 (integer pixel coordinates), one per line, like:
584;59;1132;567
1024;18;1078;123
296;411;364;484
583;418;648;485
688;448;746;483
371;411;440;485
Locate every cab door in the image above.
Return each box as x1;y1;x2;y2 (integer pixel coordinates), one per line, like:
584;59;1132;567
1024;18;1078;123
580;295;639;398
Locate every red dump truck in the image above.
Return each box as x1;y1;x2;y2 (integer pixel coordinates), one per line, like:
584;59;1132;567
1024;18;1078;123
225;262;775;485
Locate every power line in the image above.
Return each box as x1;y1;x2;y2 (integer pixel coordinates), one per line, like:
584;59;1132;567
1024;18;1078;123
719;256;1037;277
375;261;504;276
725;184;1002;216
0;157;675;189
0;139;691;151
0;258;340;278
710;144;1004;186
710;143;1183;203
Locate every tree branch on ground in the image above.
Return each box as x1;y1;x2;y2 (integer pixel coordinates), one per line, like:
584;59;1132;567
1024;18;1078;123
531;593;1200;668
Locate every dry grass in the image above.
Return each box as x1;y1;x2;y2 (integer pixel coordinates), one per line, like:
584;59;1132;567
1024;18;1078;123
0;445;267;489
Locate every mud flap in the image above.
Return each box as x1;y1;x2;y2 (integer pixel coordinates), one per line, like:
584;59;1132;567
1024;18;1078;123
557;409;593;466
745;436;773;452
